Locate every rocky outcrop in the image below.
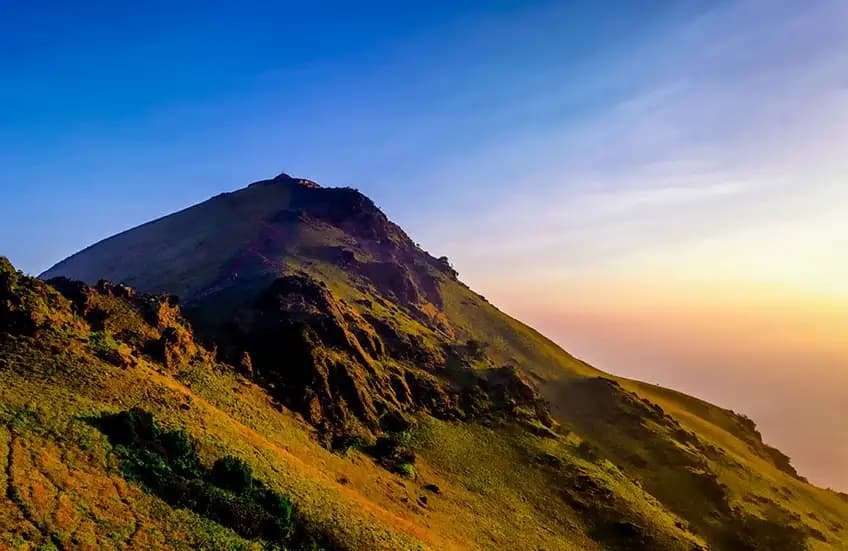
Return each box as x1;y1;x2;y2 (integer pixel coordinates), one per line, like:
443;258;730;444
358;261;423;305
195;272;554;438
0;258;80;337
217;274;398;431
482;365;555;428
729;411;803;479
47;275;202;372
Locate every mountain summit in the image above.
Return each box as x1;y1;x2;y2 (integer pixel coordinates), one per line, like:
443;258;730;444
12;175;845;549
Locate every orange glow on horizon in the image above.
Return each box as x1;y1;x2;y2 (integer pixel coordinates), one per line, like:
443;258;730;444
481;275;848;491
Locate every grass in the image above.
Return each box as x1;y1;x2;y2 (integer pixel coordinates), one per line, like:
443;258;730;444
0;335;433;549
0;321;712;551
6;260;845;549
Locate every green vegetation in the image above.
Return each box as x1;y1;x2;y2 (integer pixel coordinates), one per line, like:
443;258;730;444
369;430;417;477
91;408;309;548
89;330;133;366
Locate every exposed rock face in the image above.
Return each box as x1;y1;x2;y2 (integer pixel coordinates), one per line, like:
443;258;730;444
142;294;201;371
195;272;553;437
47;275;203;372
730;411;802;479
358;261;422;305
236;274;389;429
271;172;321;189
0;258;80;336
294;187;394;244
483;365;555;428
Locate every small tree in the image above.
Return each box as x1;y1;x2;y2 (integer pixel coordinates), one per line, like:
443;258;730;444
436;256;458;278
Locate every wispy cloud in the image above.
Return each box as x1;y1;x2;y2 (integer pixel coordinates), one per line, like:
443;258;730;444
574;181;746;215
409;1;848;287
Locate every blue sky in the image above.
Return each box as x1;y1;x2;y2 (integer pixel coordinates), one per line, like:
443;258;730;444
1;0;707;273
1;1;847;490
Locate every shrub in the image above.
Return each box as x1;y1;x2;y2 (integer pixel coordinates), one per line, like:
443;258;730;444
395;462;417;480
91;409;300;545
211;456;254;494
98;407;155;446
378;411;414;433
89;331;132;366
331;433;372;456
463;339;487;361
373;434;415;464
160;429;197;470
368;431;417;476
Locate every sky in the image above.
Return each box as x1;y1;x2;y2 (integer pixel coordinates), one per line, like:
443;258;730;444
1;1;846;490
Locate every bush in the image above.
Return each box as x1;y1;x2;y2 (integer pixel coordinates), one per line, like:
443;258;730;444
160;429;197;470
395;462;417;480
368;431;417;476
91;409;299;545
98;407;156;446
89;331;132;366
211;456;254;494
373;434;415;464
90;330;119;354
463;339;487;361
331;433;372;456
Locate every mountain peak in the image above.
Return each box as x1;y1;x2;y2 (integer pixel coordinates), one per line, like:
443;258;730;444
247;172;322;189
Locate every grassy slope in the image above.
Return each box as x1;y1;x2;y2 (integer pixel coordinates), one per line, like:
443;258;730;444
0;335;429;549
628;380;848;549
1;326;712;550
279;253;848;549
0;271;707;550
437;279;848;550
40;181;306;299
248;256;712;549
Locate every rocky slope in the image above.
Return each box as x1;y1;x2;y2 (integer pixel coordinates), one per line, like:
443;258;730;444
11;173;848;549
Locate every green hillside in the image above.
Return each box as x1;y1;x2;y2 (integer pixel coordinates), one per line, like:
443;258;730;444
5;174;844;549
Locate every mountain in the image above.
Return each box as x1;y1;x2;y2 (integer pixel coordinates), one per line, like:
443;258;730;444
0;173;841;550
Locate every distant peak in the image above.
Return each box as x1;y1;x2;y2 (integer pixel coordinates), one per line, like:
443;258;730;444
246;173;322;191
272;172;321;188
